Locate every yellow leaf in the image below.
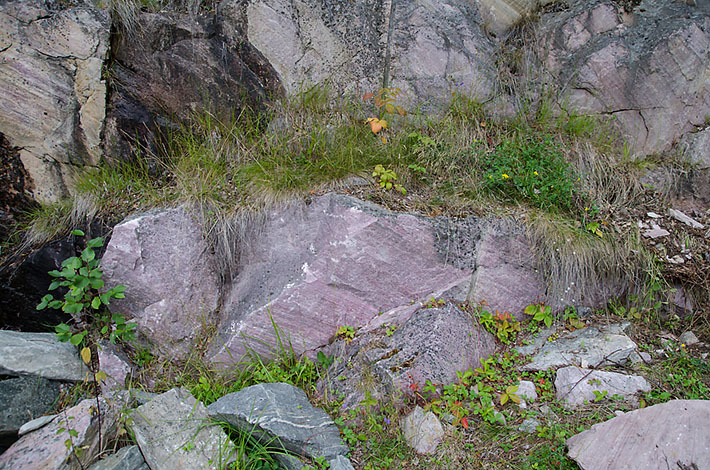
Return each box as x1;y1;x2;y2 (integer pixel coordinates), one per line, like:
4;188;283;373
374;96;384;108
95;371;108;382
381;136;387;144
396;106;407;116
385;103;395;114
81;347;91;365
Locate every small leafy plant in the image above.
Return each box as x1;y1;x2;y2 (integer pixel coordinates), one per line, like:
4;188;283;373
478;308;521;344
372;165;406;195
335;325;356;343
37;230;134;346
524;303;554;328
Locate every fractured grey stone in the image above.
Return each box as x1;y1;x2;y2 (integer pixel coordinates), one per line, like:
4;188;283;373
207;383;348;461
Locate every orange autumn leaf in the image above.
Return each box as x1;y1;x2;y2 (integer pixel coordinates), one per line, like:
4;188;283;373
366;117;387;134
363;92;374;101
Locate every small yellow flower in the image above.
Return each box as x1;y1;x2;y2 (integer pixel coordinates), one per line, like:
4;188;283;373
534;171;538;176
585;207;589;211
502;173;510;179
488;175;493;179
681;343;686;348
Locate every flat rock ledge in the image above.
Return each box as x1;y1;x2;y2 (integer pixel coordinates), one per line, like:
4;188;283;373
0;331;88;382
555;366;651;409
207;382;349;462
519;323;639;371
566;400;710;470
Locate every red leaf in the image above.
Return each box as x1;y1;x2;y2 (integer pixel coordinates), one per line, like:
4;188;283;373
363;93;374;101
461;417;469;429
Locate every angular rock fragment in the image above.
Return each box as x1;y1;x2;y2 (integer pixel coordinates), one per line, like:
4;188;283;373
521;324;639;371
129;388;234;470
401;406;444;455
207;383;348;461
87;445;149;470
319;302;495;408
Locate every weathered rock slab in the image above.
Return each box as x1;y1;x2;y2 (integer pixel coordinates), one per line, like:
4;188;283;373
566;400;710;469
0;331;88;382
129;388;234;470
555;366;651;409
211;194;475;364
101;207;220;359
521;324;639;371
0;397;119;469
207;383;348;461
87;445;149;470
401;406;444;455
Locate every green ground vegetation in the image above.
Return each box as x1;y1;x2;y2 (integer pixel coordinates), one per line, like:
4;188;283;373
12;86;709;469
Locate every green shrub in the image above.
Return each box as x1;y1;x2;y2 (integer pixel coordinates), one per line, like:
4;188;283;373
476;135;577;211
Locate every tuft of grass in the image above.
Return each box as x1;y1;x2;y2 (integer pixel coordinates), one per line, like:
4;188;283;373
526;211;653;309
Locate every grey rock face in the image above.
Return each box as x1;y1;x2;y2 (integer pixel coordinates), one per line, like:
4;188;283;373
0;376;62;446
236;0;495;106
101;207;220;359
130;388;234;470
521;324;639;371
0;331;88;382
401;406;444;455
0;0;110;202
329;455;356;470
87;446;149;470
0;397;119;469
105;9;277;164
207;383;348;461
566;400;710;469
319;302;496;408
211;193;475;364
680;127;710;169
554;366;651;409
389;0;496;108
538;0;710;157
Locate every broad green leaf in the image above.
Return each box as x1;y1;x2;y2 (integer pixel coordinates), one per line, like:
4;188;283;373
90;278;104;290
64;302;83;315
81;247;95;263
87;237;104;248
75;276;90;290
68;429;79;438
100;293;111;305
48;270;63;278
71;229;85;236
79;267;89;277
91;297;101;309
500;394;509;405
70;332;85;346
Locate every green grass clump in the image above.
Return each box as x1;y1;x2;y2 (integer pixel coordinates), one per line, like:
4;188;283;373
476;135;577;212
